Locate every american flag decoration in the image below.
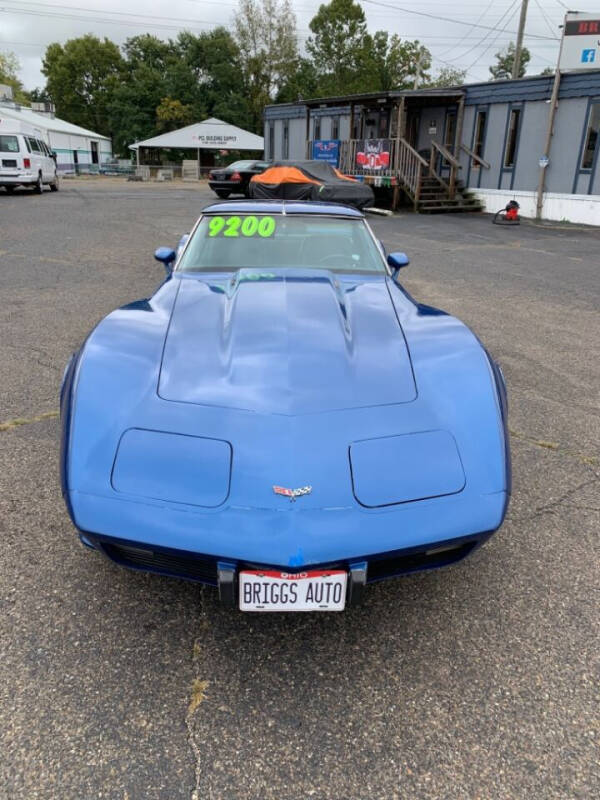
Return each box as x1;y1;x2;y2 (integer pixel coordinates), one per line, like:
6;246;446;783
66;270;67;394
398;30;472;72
273;485;312;501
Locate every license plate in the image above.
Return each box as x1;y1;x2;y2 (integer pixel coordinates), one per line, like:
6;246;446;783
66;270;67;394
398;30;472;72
239;569;347;612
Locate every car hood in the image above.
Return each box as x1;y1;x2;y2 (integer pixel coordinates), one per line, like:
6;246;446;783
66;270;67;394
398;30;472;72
158;269;416;415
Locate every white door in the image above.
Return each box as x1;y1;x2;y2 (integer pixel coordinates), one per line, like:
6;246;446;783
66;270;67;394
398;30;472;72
26;136;44;180
40;140;55;181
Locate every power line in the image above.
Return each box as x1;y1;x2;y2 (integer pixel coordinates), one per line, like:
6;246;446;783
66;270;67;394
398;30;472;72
3;0;225;26
359;0;558;40
0;6;219;32
532;0;561;37
464;1;521;74
526;47;558;66
441;0;521;64
435;0;497;59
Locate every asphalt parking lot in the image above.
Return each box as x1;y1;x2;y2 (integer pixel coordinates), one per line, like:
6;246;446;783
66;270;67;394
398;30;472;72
1;178;598;800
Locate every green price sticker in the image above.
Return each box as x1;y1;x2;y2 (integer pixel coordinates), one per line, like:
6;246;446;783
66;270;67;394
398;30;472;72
207;215;276;238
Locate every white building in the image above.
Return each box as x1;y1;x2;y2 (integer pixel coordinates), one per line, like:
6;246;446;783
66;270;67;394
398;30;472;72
0;88;112;173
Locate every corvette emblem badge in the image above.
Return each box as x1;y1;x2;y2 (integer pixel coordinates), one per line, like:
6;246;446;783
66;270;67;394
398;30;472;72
273;485;312;502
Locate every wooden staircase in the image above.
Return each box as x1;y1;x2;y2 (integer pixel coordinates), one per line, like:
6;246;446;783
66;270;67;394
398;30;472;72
415;177;483;213
396;139;483;214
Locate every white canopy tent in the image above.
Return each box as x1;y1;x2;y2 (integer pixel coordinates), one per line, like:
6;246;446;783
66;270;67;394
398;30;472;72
130;117;264;171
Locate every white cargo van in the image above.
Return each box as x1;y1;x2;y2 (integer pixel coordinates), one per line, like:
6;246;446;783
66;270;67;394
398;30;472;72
0;118;59;194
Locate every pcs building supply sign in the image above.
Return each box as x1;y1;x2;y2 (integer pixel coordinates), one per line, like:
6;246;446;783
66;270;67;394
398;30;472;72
561;13;600;70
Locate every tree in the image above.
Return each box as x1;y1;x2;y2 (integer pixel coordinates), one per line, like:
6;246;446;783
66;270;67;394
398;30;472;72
42;35;124;135
366;33;431;91
176;29;251;128
106;34;181;154
234;0;299;129
156;97;193;131
538;66;554;77
0;51;30;104
29;87;52;103
306;0;371;95
103;31;251;156
426;66;466;88
276;57;319;103
489;41;530;80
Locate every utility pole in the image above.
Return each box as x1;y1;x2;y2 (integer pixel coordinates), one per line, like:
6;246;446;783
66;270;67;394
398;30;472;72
535;14;566;219
512;0;530;78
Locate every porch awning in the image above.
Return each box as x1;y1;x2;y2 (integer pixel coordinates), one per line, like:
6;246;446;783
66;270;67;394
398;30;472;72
130;118;264;151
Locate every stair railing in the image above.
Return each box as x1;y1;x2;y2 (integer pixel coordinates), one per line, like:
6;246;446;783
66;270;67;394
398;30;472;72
396;139;428;211
459;142;490;170
430;141;461;200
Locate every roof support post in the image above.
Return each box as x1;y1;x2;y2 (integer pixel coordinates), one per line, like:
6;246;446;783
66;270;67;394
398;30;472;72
349;103;355;140
398;97;406;140
455;94;465;156
305;106;311;153
452;94;466;198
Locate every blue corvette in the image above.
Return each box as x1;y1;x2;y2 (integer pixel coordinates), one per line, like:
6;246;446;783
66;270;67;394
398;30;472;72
60;201;510;611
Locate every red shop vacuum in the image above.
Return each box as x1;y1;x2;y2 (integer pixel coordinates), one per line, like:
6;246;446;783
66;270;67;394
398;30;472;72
493;199;520;225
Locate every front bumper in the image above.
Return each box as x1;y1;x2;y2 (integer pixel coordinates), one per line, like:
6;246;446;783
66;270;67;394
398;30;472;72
80;529;492;605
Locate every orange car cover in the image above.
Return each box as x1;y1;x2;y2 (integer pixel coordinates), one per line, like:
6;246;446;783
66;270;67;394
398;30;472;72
251;166;320;185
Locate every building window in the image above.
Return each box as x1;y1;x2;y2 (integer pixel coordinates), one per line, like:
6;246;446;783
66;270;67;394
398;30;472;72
444;112;457;153
581;102;600;169
268;122;274;159
473;110;487;168
314;117;321;141
504;108;521;168
331;116;339;140
282;121;289;159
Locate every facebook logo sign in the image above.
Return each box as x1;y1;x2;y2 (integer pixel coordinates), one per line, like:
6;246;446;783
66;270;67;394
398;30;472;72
581;49;596;63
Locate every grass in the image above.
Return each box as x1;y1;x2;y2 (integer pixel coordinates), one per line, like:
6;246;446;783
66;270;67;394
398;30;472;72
188;679;209;715
0;410;58;432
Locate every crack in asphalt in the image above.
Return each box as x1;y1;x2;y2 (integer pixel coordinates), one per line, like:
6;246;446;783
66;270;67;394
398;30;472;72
530;477;600;517
0;410;59;432
509;476;600;523
509;428;599;467
187;607;211;800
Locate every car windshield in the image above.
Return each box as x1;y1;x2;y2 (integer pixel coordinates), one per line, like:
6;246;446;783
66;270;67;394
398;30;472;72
0;135;19;153
226;161;254;170
178;214;386;274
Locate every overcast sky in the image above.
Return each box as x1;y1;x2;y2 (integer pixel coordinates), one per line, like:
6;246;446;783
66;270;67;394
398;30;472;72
1;0;598;91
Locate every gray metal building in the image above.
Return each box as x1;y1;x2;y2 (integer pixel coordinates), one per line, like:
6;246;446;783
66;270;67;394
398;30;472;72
264;70;600;223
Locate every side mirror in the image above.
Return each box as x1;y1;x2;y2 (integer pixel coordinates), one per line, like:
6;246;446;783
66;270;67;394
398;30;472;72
154;246;176;276
387;252;410;272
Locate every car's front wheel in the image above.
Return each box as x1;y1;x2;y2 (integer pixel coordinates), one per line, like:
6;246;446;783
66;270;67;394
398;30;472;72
33;173;43;194
215;190;230;199
4;185;15;194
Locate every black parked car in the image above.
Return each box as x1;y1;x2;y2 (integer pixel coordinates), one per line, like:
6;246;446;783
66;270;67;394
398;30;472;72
208;159;270;198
